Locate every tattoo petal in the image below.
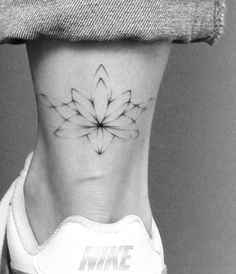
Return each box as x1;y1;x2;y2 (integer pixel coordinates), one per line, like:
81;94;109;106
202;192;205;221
93;78;110;122
73;101;97;123
55;121;95;138
105;116;135;128
37;93;77;119
92;64;112;99
107;118;139;139
107;127;139;140
67;115;95;127
104;90;132;123
71;88;95;116
125;98;154;120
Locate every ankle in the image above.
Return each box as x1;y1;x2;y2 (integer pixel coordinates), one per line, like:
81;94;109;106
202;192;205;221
24;160;153;244
24;181;153;244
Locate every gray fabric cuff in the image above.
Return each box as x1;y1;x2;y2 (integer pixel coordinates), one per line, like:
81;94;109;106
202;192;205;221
190;0;226;45
0;0;226;45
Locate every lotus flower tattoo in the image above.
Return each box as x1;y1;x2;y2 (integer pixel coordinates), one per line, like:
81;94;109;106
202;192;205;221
38;64;154;155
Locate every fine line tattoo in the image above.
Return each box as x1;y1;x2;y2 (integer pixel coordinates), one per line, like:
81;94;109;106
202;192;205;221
37;64;154;155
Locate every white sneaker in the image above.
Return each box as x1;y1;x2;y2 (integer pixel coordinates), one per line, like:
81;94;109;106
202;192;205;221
6;154;167;274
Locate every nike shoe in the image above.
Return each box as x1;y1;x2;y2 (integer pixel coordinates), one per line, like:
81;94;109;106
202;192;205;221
6;153;167;274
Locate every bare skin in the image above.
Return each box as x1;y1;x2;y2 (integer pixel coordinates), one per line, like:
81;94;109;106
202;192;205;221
24;39;171;245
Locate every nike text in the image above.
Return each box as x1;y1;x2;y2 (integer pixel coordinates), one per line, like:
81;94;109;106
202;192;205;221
78;245;134;271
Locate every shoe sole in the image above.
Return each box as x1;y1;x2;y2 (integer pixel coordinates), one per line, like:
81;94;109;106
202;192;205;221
12;268;167;274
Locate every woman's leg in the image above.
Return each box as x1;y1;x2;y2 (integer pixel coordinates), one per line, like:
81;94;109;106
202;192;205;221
24;39;171;244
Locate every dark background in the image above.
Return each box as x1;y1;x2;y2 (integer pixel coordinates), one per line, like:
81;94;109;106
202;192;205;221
1;1;236;273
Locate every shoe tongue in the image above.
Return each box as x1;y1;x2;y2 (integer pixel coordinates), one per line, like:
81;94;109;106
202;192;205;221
36;215;163;274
